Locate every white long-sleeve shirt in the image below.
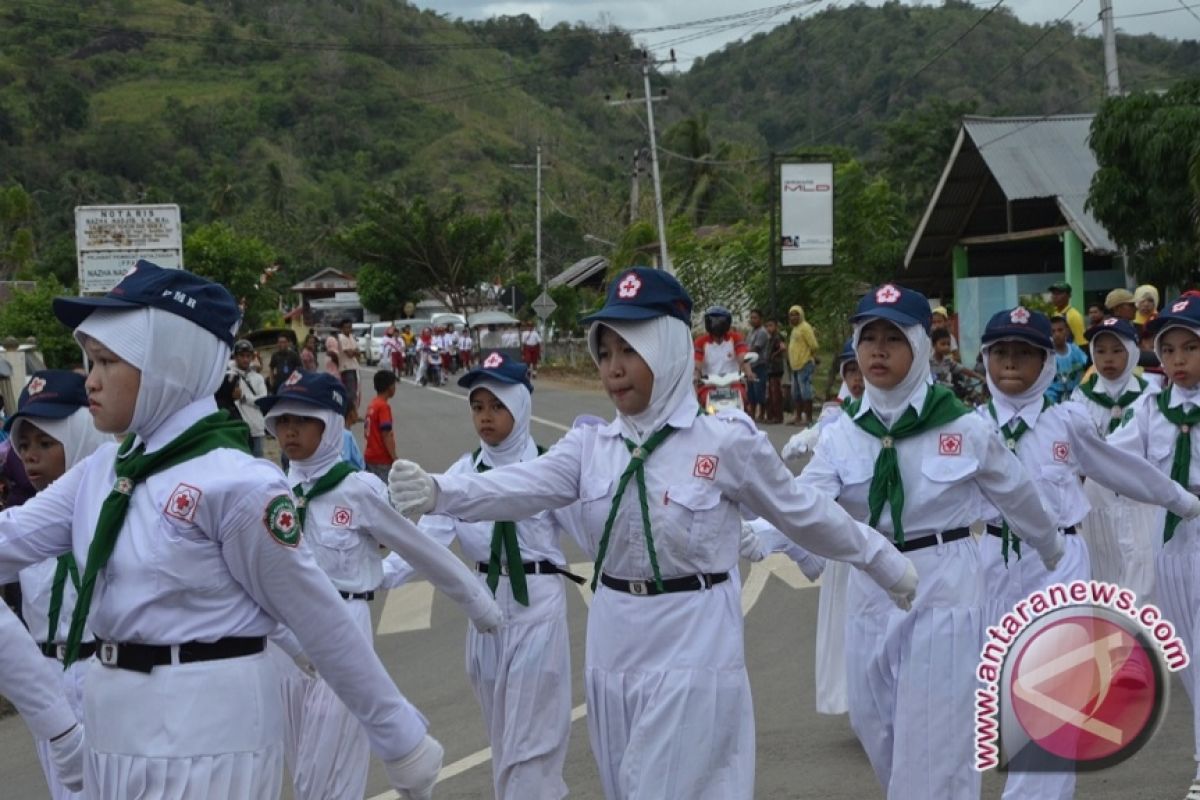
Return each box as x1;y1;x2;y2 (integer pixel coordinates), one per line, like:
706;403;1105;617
432;405;909;591
0;602;77;740
976;400;1195;528
0;399;427;761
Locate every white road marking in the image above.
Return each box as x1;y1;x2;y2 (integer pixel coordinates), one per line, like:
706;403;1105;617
375;582;435;635
401;377;570;433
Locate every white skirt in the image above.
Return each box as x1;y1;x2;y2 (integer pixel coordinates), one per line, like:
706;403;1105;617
85;648;284;800
1080;479;1159;600
814;559;849;715
467;574;571;800
280;599;373;800
34;655;90;800
586;576;754;800
1155;520;1200;762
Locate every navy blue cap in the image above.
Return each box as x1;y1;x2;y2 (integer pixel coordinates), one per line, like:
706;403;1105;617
1146;295;1200;337
1085;316;1139;343
981;306;1053;350
458;350;532;393
837;338;856;365
4;370;88;433
580;267;692;326
851;284;931;332
256;371;348;416
53;260;241;346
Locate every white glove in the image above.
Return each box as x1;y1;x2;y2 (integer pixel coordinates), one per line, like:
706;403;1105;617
886;560;919;611
738;522;769;562
1182;493;1200;520
1037;532;1065;572
384;734;444;800
389;459;437;517
781;426;821;462
471;597;504;634
48;724;85;793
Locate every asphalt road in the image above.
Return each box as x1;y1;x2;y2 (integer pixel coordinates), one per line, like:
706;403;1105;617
1;369;1195;799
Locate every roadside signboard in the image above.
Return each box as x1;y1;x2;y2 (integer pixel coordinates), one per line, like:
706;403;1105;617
75;204;183;294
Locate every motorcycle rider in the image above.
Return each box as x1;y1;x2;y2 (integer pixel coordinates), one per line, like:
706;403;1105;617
694;306;756;406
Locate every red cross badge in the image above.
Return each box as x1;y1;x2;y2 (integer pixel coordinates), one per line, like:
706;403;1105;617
875;284;901;304
26;377;46;396
1173;300;1190;313
617;273;643;299
938;433;962;456
483;352;504;369
285;371;303;387
693;454;719;480
332;506;353;527
1009;307;1030;325
265;495;300;547
164;483;202;522
1052;440;1070;463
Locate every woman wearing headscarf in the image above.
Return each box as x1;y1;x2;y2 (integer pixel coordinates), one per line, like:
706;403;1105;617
388;268;918;800
798;285;1064;800
0;262;457;800
786;304;819;426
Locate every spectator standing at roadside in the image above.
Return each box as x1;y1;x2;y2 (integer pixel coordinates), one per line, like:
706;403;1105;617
765;317;786;424
458;327;474;370
323;332;341;381
1135;285;1160;327
300;334;318;372
930;307;960;361
336;319;361;414
1105;288;1138;324
1048;281;1087;345
745;309;769;422
1046;315;1089;403
520;321;543;378
365;371;398;482
787;305;819;426
1087;303;1106;328
230;340;269;458
269;335;302;392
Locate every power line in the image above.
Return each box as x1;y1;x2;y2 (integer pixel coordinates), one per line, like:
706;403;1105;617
1114;2;1200;20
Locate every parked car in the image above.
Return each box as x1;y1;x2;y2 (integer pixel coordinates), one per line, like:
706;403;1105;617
352;322;374;366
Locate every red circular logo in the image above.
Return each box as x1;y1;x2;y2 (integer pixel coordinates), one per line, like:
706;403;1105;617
1009;613;1160;764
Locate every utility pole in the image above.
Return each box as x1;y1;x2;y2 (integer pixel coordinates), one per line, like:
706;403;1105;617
510;145;550;285
607;50;676;273
1100;0;1121;97
629;148;643;226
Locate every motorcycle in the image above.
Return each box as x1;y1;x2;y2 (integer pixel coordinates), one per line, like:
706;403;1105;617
698;353;759;415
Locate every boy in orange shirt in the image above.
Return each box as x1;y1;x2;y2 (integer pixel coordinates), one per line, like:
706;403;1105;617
365;370;397;480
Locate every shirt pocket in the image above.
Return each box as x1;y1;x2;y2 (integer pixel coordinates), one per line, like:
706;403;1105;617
663;482;723;561
309;524;367;579
154;516;226;594
577;475;615;552
919;455;979;486
1034;462;1075;516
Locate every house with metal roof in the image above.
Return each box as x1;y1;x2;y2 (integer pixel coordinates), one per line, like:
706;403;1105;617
904;114;1126;363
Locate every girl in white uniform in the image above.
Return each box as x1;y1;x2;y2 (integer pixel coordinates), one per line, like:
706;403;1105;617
976;307;1198;800
0;262;450;800
799;284;1064;800
1070;317;1162;597
257;371;503;800
1107;295;1200;800
389;267;919;800
7;369;110;799
398;351;579;799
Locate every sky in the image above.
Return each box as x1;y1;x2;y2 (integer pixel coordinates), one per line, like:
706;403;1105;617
416;0;1200;66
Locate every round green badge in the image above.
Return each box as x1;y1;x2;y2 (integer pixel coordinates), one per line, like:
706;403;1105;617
264;494;300;547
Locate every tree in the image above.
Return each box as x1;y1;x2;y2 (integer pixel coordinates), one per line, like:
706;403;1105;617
877;97;977;218
1088;80;1200;288
0;276;80;369
183;223;278;330
0;184;37;279
336;191;524;314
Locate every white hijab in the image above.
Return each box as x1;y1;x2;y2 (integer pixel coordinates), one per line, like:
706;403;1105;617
75;307;230;445
852;320;932;427
264;400;344;486
470;379;537;468
1089;330;1140;399
981;338;1057;427
587;315;695;444
12;406;110;470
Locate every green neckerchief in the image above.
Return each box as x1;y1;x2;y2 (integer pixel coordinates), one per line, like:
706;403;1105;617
45;554;80;644
293;461;358;530
848;384;972;547
1158;388;1200;543
474;445;546;607
591;426;678;592
987;397;1051;564
1078;374;1147;433
64;412;251;666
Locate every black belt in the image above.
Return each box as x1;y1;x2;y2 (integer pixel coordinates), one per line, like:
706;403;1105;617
339;590;376;601
599;571;730;596
39;642;96;662
898;527;971;553
986;524;1076;538
95;636;265;674
476;560;587;585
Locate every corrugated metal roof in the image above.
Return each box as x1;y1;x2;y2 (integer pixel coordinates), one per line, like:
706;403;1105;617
904;114;1117;276
548;255;608;288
